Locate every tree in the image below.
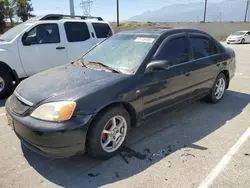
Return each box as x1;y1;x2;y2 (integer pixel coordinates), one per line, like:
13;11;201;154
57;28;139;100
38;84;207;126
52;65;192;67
4;0;15;26
0;1;6;33
16;0;34;22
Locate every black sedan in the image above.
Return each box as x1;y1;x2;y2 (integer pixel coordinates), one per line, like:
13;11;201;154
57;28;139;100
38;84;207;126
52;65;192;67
6;28;236;159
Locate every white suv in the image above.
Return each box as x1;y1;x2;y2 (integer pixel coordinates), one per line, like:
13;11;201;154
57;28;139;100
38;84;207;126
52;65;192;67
0;14;114;98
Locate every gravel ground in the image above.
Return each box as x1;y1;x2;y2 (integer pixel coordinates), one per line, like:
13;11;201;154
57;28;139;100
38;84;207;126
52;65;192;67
0;43;250;188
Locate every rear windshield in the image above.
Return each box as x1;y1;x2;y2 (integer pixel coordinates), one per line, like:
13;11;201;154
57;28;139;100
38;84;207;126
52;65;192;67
0;22;33;42
82;34;157;74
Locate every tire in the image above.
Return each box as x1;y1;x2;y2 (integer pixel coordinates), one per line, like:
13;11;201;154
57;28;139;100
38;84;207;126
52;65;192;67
207;73;227;104
0;69;14;99
241;38;245;44
87;106;131;159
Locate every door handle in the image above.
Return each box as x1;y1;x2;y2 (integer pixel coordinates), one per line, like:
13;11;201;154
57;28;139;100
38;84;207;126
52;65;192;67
185;72;191;77
56;47;65;50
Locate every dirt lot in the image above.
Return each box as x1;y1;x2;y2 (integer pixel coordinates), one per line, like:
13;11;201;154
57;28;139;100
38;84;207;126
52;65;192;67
0;43;250;188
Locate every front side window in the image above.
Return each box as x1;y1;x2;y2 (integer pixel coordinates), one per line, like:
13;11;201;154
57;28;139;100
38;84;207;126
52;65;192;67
25;24;60;44
190;36;212;59
156;36;189;66
64;22;90;42
92;23;112;38
82;34;157;74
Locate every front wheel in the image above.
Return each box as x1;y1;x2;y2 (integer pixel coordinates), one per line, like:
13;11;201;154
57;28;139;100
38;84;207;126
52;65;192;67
241;38;245;44
87;106;131;159
207;73;227;104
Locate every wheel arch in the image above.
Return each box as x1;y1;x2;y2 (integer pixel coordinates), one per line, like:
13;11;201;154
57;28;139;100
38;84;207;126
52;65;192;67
91;101;138;128
0;61;19;82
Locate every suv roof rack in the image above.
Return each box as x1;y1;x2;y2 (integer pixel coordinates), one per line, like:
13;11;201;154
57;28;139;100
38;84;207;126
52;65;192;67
40;14;103;21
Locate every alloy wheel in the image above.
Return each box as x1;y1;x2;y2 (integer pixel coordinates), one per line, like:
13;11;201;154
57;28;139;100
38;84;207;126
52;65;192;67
101;115;127;153
214;78;226;100
0;76;5;93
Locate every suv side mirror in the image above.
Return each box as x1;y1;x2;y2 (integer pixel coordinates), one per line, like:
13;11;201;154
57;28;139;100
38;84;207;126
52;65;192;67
22;32;37;46
145;60;170;73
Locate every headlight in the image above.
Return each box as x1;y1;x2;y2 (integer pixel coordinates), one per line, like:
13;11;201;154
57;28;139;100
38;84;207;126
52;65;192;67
31;101;76;121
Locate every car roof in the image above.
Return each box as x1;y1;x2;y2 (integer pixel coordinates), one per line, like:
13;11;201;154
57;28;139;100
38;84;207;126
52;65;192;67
27;14;110;24
118;28;208;36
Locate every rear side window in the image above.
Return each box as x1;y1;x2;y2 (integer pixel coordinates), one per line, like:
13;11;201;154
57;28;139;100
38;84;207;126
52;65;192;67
92;23;112;38
190;36;213;59
156;36;189;65
64;22;90;42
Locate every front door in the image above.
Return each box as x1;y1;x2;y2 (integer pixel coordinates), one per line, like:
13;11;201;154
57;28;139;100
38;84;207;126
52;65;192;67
141;33;195;117
18;23;67;76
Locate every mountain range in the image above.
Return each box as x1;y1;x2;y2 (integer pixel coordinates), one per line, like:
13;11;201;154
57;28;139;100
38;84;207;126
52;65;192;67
129;0;248;22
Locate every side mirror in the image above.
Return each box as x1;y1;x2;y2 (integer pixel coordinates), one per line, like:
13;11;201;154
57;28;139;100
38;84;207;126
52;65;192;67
145;60;170;74
22;32;37;46
22;32;29;45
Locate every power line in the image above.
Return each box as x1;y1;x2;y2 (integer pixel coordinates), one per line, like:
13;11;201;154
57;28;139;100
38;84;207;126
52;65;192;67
80;0;93;16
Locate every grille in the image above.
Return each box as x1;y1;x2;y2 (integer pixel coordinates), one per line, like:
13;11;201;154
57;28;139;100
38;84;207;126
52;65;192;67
8;95;31;115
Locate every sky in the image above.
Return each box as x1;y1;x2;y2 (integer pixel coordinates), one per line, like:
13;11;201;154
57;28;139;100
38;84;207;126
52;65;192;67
32;0;225;21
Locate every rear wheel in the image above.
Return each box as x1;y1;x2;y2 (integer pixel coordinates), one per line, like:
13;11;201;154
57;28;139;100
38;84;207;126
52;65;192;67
0;69;14;99
87;106;131;159
207;73;227;104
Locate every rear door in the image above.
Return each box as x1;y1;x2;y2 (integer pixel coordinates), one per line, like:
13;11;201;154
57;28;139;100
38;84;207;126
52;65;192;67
64;21;95;62
18;23;67;76
188;33;222;96
142;33;195;117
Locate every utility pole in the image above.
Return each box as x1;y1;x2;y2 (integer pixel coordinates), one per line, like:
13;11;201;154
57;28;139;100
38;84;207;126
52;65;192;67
244;0;250;22
219;12;222;22
203;0;208;23
248;8;250;22
117;0;120;27
69;0;75;16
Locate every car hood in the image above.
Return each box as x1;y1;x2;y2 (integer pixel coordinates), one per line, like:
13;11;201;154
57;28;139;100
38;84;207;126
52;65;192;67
15;65;122;105
0;42;11;51
228;35;244;39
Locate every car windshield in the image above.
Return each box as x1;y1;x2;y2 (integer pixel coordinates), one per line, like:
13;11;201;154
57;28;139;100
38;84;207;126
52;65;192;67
0;22;33;42
231;31;246;36
81;34;157;74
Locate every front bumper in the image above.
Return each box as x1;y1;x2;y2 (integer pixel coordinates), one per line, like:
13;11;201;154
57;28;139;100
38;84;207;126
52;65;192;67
6;103;93;158
226;39;242;44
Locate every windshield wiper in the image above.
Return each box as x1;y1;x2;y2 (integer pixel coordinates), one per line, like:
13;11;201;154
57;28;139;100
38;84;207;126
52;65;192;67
74;58;87;67
87;61;122;73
